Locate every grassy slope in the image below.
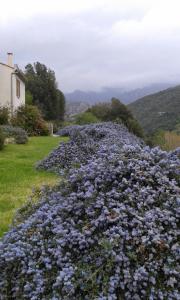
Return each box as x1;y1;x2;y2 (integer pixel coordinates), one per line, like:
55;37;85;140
128;85;180;134
0;136;67;237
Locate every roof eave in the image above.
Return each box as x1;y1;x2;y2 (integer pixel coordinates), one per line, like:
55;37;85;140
14;70;26;83
0;62;14;69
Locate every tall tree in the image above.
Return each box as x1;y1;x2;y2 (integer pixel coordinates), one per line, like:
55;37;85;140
25;62;65;121
88;98;144;138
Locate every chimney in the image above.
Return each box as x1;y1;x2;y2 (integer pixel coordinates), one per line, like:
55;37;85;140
7;52;13;67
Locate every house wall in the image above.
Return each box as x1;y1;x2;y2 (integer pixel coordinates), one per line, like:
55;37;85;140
0;64;13;109
12;74;25;112
0;64;25;113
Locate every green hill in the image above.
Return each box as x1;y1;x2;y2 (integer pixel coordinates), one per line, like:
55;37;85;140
128;85;180;135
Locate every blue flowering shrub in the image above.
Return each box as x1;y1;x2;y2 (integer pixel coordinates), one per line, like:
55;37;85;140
37;122;144;173
0;123;180;299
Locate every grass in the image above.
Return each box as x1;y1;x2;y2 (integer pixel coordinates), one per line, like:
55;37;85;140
151;130;180;151
0;136;67;237
163;131;180;151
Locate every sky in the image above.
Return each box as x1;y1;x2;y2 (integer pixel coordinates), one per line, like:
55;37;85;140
0;0;180;92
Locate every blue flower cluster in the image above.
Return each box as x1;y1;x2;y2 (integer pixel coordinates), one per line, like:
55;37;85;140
0;123;180;299
37;122;143;173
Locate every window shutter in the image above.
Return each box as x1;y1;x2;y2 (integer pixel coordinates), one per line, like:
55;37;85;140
16;79;20;98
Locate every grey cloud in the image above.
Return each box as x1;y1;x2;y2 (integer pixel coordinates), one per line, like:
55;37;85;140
1;2;180;92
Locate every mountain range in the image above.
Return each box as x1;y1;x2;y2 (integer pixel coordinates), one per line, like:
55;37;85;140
65;83;175;105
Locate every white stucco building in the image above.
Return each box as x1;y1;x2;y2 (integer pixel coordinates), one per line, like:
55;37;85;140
0;53;25;114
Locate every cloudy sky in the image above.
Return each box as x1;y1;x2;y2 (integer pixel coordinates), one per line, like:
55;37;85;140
1;0;180;92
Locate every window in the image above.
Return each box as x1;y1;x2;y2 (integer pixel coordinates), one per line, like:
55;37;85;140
16;79;20;98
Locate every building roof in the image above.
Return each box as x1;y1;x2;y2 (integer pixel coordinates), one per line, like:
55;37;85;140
0;62;14;69
14;66;26;83
0;62;26;83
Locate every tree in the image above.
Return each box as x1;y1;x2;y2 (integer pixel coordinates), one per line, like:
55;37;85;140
75;112;100;125
109;98;133;122
56;90;65;121
88;98;144;138
87;102;110;121
25;91;33;105
25;62;65;121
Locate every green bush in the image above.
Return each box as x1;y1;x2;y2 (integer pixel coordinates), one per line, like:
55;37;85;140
25;91;33;105
88;98;144;138
75;112;100;125
87;103;110;121
0;125;28;144
174;122;180;135
0;128;5;150
0;106;9;125
145;130;168;148
11;105;49;136
124;118;144;138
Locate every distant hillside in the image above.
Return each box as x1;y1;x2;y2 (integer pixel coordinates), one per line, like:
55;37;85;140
65;83;174;105
128;85;180;135
65;101;89;117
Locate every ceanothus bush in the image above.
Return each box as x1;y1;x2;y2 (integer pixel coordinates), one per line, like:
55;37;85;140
37;122;143;173
0;123;179;299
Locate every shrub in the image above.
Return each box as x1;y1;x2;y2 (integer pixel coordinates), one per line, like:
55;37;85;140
0;125;28;144
0;106;9;125
11;105;49;136
0;128;5;150
25;91;33;105
148;129;180;151
0;124;179;299
38;122;143;173
88;98;144;138
87;102;110;121
75;112;100;125
174;122;180;135
0;141;179;299
122;118;144;138
147;130;165;148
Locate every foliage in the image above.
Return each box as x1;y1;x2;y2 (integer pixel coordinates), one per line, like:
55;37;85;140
25;62;65;121
87;102;110;121
25;90;33;105
88;98;144;138
122;117;144;138
37;123;143;173
128;85;180;134
0;107;9;125
0;136;66;237
75;111;100;125
148;130;166;148
0;128;5;150
11;105;50;136
1;125;28;144
149;129;180;151
0;122;179;299
175;122;180;135
108;98;134;122
56;89;65;121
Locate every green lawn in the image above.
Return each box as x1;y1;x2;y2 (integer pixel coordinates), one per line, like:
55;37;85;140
0;136;67;237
